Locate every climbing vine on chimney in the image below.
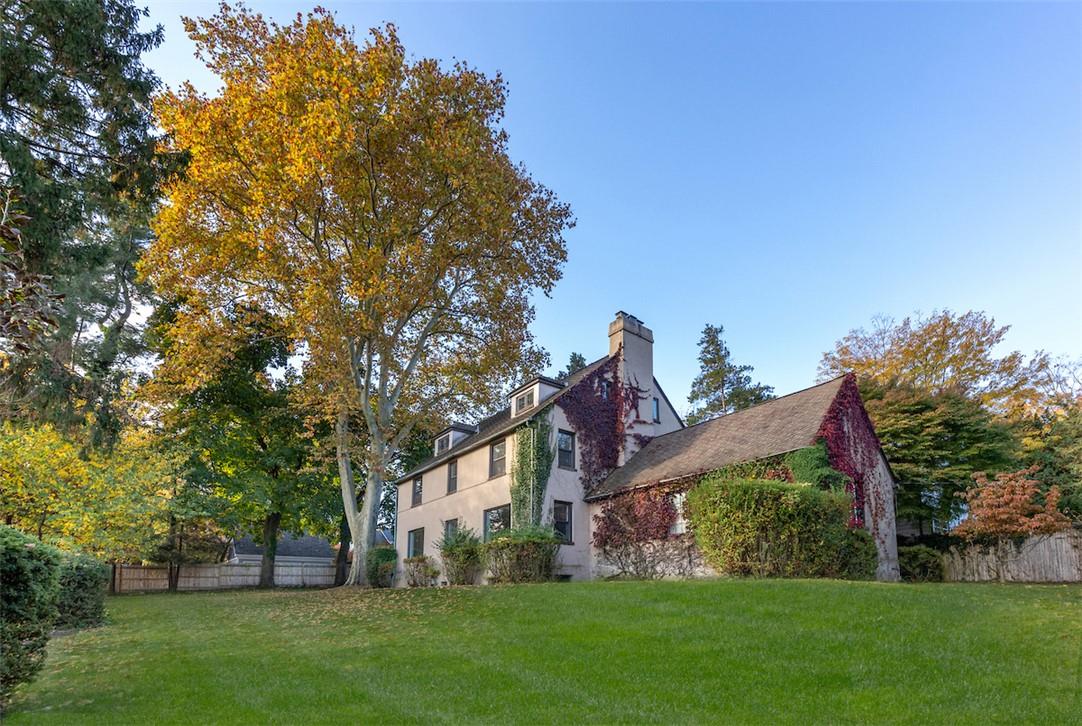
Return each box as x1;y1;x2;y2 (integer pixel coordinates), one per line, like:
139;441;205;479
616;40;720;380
557;348;647;491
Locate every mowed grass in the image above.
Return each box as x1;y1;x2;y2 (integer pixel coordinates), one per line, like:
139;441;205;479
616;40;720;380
7;579;1081;724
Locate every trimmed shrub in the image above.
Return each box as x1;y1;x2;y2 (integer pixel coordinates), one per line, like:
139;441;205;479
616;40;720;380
438;527;483;585
898;545;944;582
404;555;440;587
482;526;560;584
56;554;110;629
839;528;879;580
0;525;61;710
686;477;875;579
365;546;397;588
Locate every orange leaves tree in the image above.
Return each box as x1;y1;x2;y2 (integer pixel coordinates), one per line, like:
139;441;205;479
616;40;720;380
141;6;572;584
952;466;1071;540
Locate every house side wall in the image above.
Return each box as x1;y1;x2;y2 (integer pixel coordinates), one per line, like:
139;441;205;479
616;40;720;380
862;449;901;581
824;383;901;581
394;434;515;586
545;406;597;579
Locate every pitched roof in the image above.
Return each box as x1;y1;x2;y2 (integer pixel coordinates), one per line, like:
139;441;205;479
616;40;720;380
232;532;335;559
588;376;848;500
396;355;613;484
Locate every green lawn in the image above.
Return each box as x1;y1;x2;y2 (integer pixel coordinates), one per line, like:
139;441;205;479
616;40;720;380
7;580;1081;724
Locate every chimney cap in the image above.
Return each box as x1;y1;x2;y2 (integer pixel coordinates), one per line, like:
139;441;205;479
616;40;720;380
614;310;644;325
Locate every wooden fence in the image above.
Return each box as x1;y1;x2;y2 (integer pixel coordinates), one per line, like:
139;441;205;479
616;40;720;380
942;529;1082;583
112;561;335;593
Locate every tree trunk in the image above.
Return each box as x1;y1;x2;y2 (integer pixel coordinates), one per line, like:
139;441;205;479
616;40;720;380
355;463;384;588
336;408;366;585
167;562;180;592
334;513;350;586
259;511;282;588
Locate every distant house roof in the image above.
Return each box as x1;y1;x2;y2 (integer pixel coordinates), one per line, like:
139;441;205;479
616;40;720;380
232;532;334;559
588;376;849;500
396;355;613;484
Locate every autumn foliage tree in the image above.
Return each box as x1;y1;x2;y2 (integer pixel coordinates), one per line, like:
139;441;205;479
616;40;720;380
819;310;1052;418
142;6;572;583
952;466;1071;540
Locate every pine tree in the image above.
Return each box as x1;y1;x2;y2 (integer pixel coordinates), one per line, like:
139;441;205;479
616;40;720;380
686;324;773;424
557;352;588;381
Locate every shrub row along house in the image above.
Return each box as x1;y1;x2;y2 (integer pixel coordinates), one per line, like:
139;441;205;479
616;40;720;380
394;312;901;583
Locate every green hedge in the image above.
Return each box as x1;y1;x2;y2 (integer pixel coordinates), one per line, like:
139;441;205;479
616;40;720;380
686;477;875;579
56;554;110;629
365;546;397;588
0;525;61;710
898;545;944;582
482;526;560;584
438;527;483;585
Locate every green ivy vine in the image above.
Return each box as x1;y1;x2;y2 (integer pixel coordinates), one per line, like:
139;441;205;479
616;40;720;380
510;410;555;526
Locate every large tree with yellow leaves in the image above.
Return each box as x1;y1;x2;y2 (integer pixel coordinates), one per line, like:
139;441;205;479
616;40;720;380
141;6;572;584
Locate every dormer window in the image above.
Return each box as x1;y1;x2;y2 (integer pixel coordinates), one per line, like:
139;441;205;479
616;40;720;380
435;434;450;455
515;389;535;414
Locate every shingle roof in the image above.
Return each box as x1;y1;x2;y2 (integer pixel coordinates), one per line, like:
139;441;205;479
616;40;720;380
588;376;848;500
396;355;613;484
232;532;335;559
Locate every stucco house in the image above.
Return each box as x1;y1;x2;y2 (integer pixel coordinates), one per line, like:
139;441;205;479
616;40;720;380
394;311;900;584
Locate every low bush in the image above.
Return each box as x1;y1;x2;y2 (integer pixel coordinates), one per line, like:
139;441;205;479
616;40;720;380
482;526;560;584
0;525;61;710
365;546;397;588
686;477;875;579
438;527;483;585
404;555;440;587
898;545;944;582
56;554;110;629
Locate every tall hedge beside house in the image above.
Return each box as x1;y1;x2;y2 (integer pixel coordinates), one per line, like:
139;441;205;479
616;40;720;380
0;525;61;710
686;478;875;579
56;554;110;629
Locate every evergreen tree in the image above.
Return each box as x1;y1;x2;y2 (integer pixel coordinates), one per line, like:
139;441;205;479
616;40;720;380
0;0;169;447
686;324;773;424
556;351;588;381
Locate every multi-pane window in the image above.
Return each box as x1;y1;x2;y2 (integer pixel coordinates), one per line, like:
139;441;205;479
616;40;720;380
669;491;687;535
652;397;661;423
516;390;535;414
600;380;611;400
557;430;575;470
411;477;423;507
490;438;507;477
483;503;511;541
443;518;459;541
553;500;572;543
435;435;450;454
447;459;458;494
407;527;425;557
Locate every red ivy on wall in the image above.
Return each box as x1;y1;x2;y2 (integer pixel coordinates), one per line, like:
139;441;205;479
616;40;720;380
557;347;646;492
592;485;680;548
816;374;883;529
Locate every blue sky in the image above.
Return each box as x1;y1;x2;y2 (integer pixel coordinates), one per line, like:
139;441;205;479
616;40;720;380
142;1;1081;415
